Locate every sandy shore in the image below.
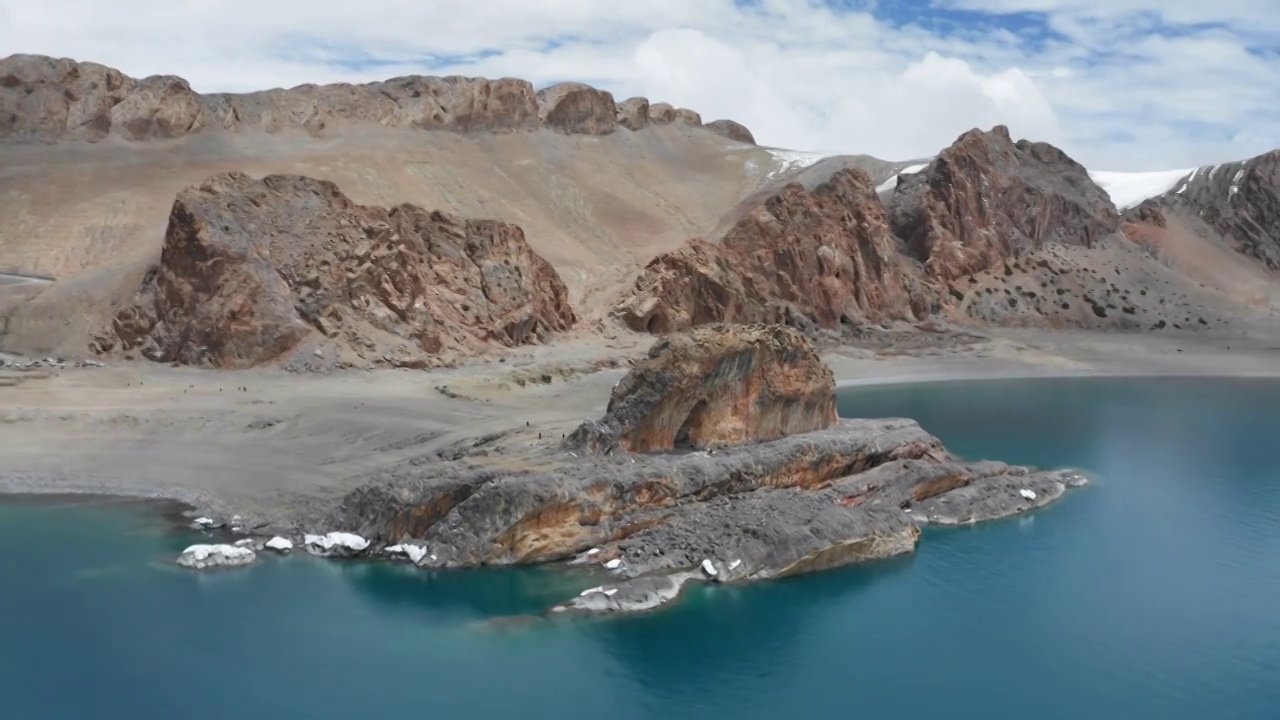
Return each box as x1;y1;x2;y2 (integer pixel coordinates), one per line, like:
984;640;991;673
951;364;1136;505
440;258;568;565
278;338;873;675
2;325;1278;525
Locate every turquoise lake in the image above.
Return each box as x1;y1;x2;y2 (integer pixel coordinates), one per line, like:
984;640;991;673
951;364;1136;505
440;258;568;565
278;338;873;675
3;376;1279;719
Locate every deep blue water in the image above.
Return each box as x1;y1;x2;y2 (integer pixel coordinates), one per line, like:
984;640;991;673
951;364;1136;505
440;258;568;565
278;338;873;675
3;376;1279;720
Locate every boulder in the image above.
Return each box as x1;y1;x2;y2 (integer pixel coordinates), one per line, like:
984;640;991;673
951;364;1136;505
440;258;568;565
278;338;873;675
176;544;256;570
616;168;933;334
109;172;576;367
616;97;650;131
566;324;837;453
704;119;755;145
535;82;617;135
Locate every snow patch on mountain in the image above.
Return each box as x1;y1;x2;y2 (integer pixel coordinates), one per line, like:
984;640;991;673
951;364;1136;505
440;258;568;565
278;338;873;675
1089;168;1194;210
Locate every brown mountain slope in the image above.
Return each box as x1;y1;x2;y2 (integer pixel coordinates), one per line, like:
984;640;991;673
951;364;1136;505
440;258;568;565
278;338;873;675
0;55;807;358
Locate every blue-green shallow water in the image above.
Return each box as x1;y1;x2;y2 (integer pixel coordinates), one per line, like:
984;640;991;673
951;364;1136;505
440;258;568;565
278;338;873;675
3;377;1280;720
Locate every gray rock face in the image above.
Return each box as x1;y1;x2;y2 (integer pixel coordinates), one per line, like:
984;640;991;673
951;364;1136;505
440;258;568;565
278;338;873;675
329;416;1085;595
1126;152;1280;270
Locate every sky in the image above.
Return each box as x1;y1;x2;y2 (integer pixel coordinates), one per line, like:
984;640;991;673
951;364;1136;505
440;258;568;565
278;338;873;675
2;0;1277;170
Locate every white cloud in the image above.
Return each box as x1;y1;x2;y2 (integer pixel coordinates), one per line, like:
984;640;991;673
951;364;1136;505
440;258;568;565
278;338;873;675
0;0;1276;171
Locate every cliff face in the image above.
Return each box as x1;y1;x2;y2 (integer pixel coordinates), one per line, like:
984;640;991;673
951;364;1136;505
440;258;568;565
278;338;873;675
0;54;750;144
567;324;838;453
616;169;935;334
887;125;1121;281
104;172;575;367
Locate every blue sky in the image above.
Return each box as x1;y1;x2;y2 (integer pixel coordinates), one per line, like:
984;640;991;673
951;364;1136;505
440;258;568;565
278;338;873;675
2;0;1277;170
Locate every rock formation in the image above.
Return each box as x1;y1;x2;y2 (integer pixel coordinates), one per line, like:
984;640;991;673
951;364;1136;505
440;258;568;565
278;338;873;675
0;54;748;144
325;326;1085;614
104;172;576;367
704;119;755;145
567;325;837;453
1124;152;1280;270
887;125;1121;281
615;168;935;334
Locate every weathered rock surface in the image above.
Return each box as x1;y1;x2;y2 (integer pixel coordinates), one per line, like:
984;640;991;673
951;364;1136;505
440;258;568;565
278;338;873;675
648;102;702;126
566;324;837;453
888;125;1121;281
535;82;617;135
320;327;1084;615
104;172;576;367
616;97;650;130
616;168;935;333
1124;153;1280;270
704;119;755;145
0;54;746;144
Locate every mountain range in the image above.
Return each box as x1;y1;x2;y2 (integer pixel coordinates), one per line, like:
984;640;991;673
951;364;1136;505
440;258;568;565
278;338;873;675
2;53;1277;367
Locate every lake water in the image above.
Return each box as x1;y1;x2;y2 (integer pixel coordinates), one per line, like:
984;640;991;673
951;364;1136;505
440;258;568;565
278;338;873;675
3;376;1279;719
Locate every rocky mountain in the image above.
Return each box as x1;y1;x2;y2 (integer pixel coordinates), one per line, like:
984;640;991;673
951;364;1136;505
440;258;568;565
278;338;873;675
0;54;751;144
103;172;575;368
1124;153;1280;271
1;52;1277;364
615;125;1255;337
616;168;934;333
886;125;1120;281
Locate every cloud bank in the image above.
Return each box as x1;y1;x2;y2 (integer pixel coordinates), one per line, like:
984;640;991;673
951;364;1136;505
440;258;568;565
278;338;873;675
1;0;1276;170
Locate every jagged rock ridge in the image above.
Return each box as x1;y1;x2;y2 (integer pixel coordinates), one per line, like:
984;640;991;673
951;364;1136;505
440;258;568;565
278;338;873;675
887;125;1120;281
104;172;576;368
0;53;754;145
616;168;937;334
566;324;837;454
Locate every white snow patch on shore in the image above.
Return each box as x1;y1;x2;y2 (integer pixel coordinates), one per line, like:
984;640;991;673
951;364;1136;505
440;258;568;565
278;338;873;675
303;532;370;555
176;544;256;569
265;537;293;553
1089;169;1194;209
1019;489;1038;501
701;559;719;577
385;544;428;564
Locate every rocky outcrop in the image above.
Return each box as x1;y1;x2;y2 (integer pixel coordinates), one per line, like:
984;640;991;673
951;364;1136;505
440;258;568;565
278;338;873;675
615;168;935;333
1124;153;1280;270
323;328;1085;615
704;119;755;145
104;172;576;367
887;125;1121;281
0;54;206;142
648;102;702;126
566;325;836;453
0;54;748;144
535;82;617;135
616;97;650;131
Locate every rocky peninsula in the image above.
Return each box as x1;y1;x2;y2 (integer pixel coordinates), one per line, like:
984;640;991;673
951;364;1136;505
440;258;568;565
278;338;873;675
144;324;1087;615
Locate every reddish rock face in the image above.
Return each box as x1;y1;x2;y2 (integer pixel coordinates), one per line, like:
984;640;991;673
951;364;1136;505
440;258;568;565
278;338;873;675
536;82;617;135
1;54;749;144
568;324;837;453
887;125;1120;281
648;102;702;126
704;119;755;145
108;172;576;367
616;168;933;333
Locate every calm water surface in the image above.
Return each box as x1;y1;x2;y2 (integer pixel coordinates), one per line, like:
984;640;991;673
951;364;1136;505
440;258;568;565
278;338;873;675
3;377;1279;719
